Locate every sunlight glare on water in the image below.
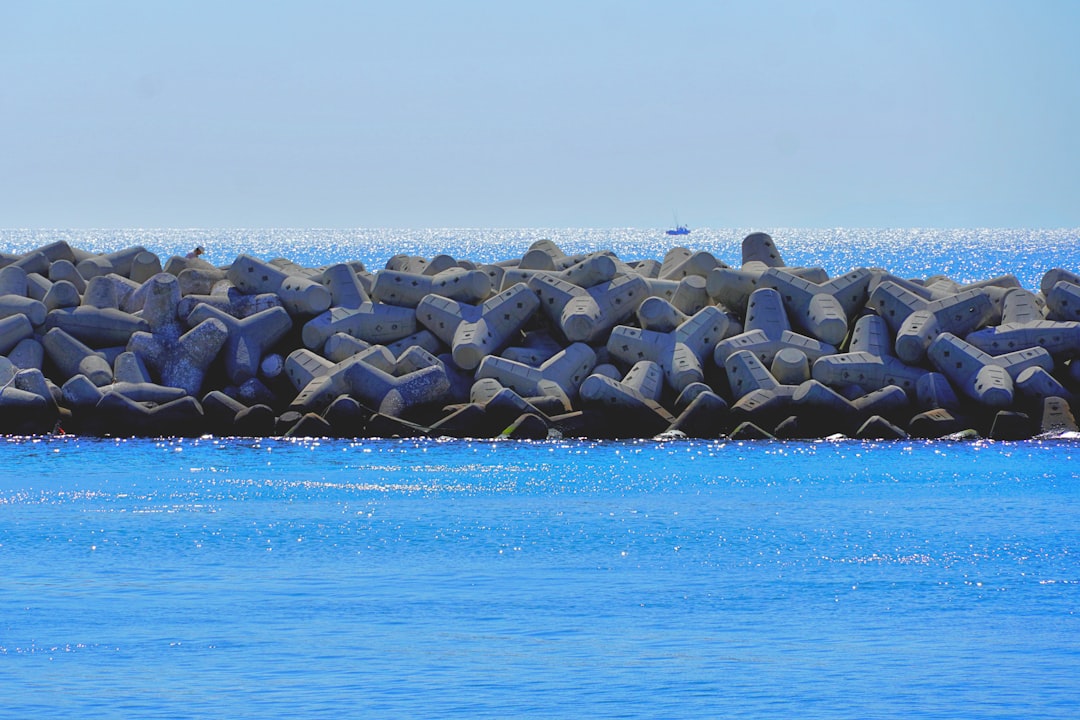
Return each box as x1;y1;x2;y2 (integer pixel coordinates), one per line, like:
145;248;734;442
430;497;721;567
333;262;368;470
2;437;1079;718
2;227;1077;289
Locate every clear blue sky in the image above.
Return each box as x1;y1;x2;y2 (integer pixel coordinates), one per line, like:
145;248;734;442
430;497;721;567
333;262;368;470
2;0;1079;228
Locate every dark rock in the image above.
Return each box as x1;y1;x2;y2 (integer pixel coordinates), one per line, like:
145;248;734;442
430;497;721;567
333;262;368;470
323;395;371;437
908;408;971;439
988;410;1034;441
772;415;807;439
668;390;729;438
502;412;550;440
275;410;303;435
233;404;277;437
855;415;908;440
201;390;247;435
728;421;776;440
428;403;492;438
851;385;912;426
364;412;428;439
730;388;796;432
285;412;333;438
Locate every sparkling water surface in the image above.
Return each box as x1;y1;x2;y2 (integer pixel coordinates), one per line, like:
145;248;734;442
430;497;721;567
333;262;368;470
1;229;1079;718
1;437;1078;719
3;226;1078;290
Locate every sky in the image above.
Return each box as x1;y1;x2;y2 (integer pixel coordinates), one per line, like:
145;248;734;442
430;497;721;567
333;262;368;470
2;0;1079;229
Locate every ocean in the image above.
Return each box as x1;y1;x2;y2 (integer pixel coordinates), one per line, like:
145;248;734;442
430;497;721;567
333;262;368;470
1;229;1078;719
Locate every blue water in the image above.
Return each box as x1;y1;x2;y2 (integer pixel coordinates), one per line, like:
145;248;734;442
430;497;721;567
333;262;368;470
3;226;1079;290
1;229;1079;718
1;437;1078;718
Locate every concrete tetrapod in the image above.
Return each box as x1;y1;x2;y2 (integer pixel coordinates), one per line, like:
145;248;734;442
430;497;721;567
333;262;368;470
757;266;872;346
320;263;371;309
812;314;929;397
372;267;491;307
713;288;837;367
127;318;229;396
301;301;418;352
416;283;540;371
607;305;737;394
0;314;35;355
635;296;689;333
869;281;996;364
657;247;723;280
926;332;1054;408
226;254;332;317
579;360;675;437
287;345;397;413
0;266;48;326
186;303;293;385
741;231;786;271
965;289;1080;359
42;327;114;387
177;289;284;321
493;253;617;293
47;259;87;293
475;342;596;401
75;245;148;280
44;306;150;348
340;349;452;418
529;273;647;344
723;349;799;431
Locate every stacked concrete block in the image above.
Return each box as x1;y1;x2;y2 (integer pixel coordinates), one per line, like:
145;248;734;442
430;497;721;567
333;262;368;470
713;288;837;367
966;289;1080;359
579;360;676;437
927;332;1053;408
372;267;491;307
0;234;1078;440
301;301;418;351
227;254;332;317
529;273;647;344
812;315;928;397
608;305;737;394
186;303;292;385
869;281;996;363
759;267;872;344
476;342;596;401
76;245;148;280
416;283;539;371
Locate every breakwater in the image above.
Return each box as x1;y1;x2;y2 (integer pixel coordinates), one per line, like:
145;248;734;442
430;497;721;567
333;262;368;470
1;233;1077;440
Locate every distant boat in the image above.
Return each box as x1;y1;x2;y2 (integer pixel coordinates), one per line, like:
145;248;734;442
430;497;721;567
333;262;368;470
666;224;690;236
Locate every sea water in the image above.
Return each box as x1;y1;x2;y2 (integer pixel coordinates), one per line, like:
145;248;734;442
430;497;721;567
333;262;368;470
1;229;1078;719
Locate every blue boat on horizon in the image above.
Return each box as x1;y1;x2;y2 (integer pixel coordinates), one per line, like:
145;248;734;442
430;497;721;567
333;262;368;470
666;224;690;235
